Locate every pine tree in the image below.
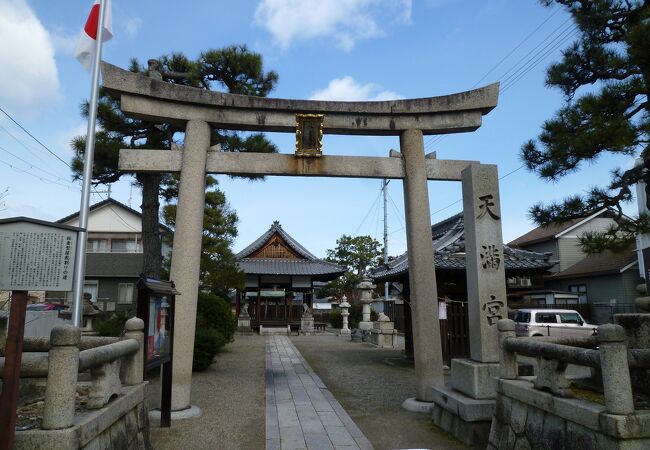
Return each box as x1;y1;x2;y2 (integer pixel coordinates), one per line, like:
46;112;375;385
522;1;650;253
72;45;278;277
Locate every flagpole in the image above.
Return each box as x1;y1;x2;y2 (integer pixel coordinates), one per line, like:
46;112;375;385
71;0;108;327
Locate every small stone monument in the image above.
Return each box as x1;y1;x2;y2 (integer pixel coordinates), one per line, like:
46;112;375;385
357;276;376;331
369;312;397;348
339;295;351;336
300;303;315;335
59;292;100;335
237;299;252;332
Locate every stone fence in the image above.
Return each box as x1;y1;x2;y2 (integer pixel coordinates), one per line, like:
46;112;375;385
0;318;150;449
488;319;650;449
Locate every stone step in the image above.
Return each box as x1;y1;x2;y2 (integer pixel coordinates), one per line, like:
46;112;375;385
259;326;289;335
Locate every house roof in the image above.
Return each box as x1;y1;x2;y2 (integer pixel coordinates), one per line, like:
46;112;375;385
236;221;346;280
57;197;172;233
549;249;638;280
370;213;554;281
508;209;610;247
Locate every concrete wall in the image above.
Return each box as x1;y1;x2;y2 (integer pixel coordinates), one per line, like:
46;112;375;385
557;238;586;271
24;311;72;337
549;271;641;305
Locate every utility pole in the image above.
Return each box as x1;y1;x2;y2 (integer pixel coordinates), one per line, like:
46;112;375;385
382;179;390;301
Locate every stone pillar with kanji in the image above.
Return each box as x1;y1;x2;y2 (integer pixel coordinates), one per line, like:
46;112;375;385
453;163;508;399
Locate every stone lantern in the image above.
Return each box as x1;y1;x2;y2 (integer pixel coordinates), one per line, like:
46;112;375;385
339;295;351;336
357;276;376;331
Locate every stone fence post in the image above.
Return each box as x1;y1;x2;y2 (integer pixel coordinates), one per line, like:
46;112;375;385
123;317;145;385
42;325;81;430
498;319;517;379
598;324;634;415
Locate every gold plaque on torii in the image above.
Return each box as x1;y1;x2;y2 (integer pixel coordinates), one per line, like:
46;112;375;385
295;114;324;157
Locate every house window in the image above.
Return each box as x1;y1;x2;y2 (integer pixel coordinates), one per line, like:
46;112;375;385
568;284;587;304
110;239;141;253
87;239;108;253
118;283;134;304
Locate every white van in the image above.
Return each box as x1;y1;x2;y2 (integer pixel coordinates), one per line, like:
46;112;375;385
513;309;597;337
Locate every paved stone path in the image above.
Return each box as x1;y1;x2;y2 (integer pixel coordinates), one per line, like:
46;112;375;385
265;335;374;450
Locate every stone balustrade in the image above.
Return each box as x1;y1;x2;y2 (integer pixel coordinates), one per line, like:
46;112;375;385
0;317;145;430
489;318;650;449
497;319;642;414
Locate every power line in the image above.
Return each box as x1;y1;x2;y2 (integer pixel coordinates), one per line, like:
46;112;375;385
424;14;575;151
0;143;78;187
0;156;81;191
470;6;562;89
0;123;46;163
0;105;72;169
353;188;383;236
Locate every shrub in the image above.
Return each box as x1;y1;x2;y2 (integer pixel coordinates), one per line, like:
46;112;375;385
94;312;128;337
329;309;342;328
193;327;226;371
196;292;236;342
192;292;235;371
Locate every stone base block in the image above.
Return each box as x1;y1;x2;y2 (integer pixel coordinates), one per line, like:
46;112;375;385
237;318;251;331
432;403;492;447
368;329;397;348
451;358;499;399
373;321;395;331
300;317;314;334
339;329;351;336
431;383;495;422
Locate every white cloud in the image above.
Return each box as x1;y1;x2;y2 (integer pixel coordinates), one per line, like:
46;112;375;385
254;0;412;51
123;17;143;38
0;0;61;118
49;26;78;56
54;122;88;157
310;76;403;101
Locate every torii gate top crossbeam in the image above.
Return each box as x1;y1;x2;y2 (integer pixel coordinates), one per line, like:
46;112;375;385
101;62;499;136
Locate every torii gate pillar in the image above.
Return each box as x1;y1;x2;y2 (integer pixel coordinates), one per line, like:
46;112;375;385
169;120;210;411
401;129;444;399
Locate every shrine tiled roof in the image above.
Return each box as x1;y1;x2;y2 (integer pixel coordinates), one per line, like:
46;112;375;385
236;220;319;260
238;259;346;277
236;221;346;280
370;213;555;281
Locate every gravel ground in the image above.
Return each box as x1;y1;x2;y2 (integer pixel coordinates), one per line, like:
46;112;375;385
148;335;266;450
291;334;469;450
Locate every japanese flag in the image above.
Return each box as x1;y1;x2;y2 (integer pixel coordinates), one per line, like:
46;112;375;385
75;0;113;71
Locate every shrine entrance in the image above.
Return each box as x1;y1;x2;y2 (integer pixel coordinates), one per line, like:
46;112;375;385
102;61;507;411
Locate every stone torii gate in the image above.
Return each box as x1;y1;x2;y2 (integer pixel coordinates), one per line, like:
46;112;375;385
101;62;507;412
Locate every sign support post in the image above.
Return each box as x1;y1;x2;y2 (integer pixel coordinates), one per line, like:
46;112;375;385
0;290;27;450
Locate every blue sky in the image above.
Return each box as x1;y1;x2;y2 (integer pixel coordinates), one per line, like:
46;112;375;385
0;0;637;258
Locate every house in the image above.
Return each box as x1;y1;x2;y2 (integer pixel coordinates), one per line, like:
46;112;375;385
370;213;555;300
508;208;641;322
46;198;171;313
370;213;554;361
235;221;345;328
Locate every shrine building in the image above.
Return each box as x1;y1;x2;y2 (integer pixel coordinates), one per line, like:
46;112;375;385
235;221;345;328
